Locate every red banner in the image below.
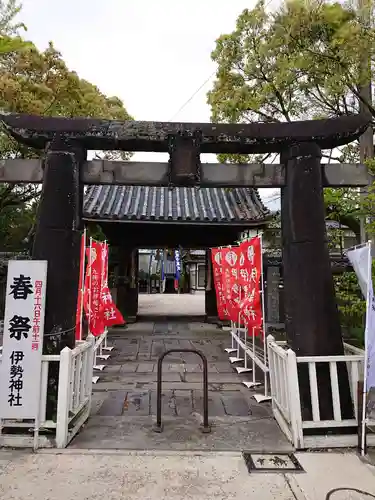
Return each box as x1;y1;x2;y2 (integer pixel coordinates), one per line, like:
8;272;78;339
238;236;263;331
210;236;264;330
211;248;228;320
82;240;125;336
99;241;125;328
221;247;242;322
221;247;239;301
83;240;105;336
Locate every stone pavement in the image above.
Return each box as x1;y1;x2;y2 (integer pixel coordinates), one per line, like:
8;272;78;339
0;450;374;500
71;320;291;451
137;292;206;318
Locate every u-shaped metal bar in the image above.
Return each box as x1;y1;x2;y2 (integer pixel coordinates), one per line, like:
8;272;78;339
153;348;211;433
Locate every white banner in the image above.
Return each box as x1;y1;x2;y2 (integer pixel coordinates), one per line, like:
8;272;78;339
0;260;47;419
347;243;375;391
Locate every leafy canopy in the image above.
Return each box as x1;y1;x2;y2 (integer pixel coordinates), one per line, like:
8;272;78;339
208;0;374;125
0;1;133;250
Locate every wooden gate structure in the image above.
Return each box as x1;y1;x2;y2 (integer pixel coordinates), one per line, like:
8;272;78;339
0;112;371;420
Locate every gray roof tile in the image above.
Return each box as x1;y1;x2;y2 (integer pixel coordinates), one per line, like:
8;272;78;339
83;186;269;224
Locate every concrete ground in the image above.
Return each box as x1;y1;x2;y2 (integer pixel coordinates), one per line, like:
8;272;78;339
71;320;290;451
0;450;374;500
137;292;205;317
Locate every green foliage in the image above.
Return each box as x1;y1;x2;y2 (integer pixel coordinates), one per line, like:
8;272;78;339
324;187;361;243
334;271;365;345
208;0;374;165
0;3;133;251
209;0;374;123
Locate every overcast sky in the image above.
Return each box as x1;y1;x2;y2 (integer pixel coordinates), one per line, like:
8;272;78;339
19;0;280;210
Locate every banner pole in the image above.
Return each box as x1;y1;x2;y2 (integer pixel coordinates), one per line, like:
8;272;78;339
78;227;86;341
252;326;256;384
88;237;93;336
259;234;268;396
361;240;372;456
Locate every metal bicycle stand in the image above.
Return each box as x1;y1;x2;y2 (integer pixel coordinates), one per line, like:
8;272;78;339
153;348;211;433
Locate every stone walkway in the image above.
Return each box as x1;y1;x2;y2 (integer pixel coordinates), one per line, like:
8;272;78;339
71;321;291;452
137;292;206;318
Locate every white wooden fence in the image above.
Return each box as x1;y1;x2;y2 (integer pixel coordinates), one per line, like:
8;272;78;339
0;337;94;449
226;325;272;403
267;335;375;449
92;329;113;383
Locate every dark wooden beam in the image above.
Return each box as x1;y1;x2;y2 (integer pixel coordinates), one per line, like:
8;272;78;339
99;221;242;249
1;113;370;154
0;159;369;187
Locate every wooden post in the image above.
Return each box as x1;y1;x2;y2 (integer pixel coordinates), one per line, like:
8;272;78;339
32;136;84;351
281;142;353;419
205;248;218;323
116;246;138;323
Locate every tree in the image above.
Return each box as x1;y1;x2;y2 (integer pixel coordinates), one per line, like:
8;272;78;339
0;3;133;250
209;0;371;242
209;0;373;124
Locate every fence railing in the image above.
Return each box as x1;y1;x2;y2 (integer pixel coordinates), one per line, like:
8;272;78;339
267;338;303;447
226;325;273;403
0;337;94;449
267;335;375;449
91;329;113;383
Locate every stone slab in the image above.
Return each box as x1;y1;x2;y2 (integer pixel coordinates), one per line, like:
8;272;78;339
123;391;150;417
97;391;128;417
221;391;252;416
173;390;194;417
150;391;178;417
193;390;226;417
186;372;240;383
119;364;138;373
70;416;293;452
136;363;155;372
90;393;106;416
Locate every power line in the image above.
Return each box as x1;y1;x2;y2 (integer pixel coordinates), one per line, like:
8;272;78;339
168;71;216;122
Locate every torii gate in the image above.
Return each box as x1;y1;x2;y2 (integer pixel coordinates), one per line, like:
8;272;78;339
0;113;370;416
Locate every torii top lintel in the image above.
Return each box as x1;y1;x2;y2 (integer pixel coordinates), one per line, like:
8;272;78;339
0;113;370;154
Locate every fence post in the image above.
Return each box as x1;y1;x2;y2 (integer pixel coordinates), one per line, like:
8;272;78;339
286;348;304;449
56;347;72;449
86;337;95;402
266;335;276;409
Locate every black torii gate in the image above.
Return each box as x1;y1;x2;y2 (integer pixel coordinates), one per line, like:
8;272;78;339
0;112;370;418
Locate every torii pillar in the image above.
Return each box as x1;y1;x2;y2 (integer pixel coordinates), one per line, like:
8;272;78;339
281;142;353;419
32;136;84;352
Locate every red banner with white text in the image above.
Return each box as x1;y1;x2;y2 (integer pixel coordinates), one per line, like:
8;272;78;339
238;237;263;331
211;236;263;333
211;248;228;320
221;246;242;323
82;240;125;336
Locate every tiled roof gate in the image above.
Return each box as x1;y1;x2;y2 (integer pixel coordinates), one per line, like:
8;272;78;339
83;185;269;224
